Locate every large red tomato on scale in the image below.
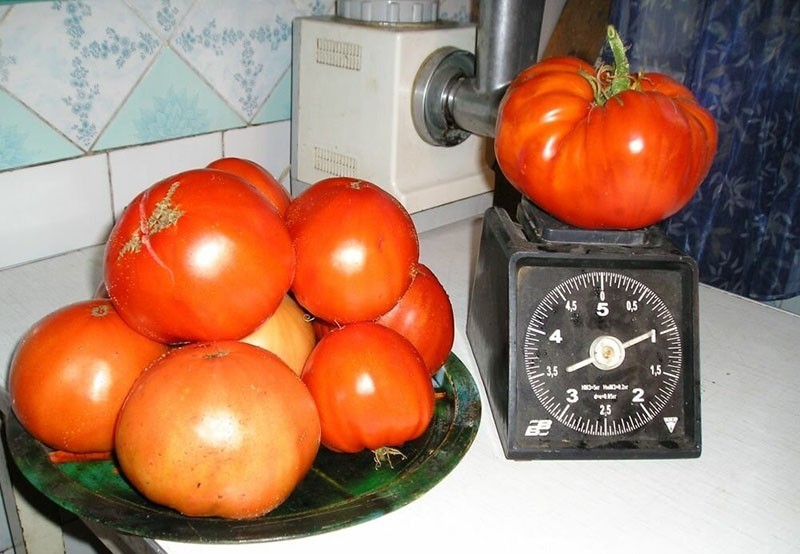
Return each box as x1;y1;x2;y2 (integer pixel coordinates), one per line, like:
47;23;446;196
114;341;320;519
494;26;718;230
104;169;295;344
8;299;168;453
285;178;419;324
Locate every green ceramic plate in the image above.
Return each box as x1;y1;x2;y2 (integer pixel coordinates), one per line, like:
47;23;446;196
5;353;480;544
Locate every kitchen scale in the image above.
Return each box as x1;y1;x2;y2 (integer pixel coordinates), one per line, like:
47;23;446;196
466;180;702;460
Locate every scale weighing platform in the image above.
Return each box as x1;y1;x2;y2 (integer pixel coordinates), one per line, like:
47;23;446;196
466;196;701;460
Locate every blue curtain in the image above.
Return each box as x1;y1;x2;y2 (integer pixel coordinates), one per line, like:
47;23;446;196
608;0;800;301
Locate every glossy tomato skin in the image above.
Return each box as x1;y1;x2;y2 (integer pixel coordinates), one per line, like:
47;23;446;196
285;177;419;324
377;263;454;375
494;56;718;230
104;168;295;344
114;341;320;519
206;157;291;217
301;322;435;453
8;299;169;453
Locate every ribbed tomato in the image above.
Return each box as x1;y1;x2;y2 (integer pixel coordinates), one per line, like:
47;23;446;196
104;168;295;344
114;341;320;519
494;26;717;229
8;299;168;453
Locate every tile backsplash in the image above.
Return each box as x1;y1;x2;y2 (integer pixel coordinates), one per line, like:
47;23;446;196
0;0;474;270
0;0;325;166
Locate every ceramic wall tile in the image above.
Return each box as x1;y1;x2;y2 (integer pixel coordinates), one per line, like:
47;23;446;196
0;154;112;269
173;0;301;123
107;131;223;217
252;69;292;124
0;1;161;150
94;48;244;150
0;88;82;170
121;0;195;39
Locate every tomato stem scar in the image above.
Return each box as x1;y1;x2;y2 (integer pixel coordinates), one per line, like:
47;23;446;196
118;182;184;260
91;304;111;318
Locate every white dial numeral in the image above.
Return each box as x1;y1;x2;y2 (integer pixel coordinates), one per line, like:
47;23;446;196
566;389;578;403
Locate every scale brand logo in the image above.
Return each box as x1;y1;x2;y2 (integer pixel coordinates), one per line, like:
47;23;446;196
525;419;553;437
663;416;679;433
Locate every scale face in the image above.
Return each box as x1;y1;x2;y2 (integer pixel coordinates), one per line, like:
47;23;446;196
466;199;701;460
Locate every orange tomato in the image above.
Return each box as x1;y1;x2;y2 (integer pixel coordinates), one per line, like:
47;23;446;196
115;341;320;519
8;299;168;453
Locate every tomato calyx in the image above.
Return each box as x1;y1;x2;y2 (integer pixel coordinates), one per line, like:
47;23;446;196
372;446;407;469
118;182;184;260
580;25;644;107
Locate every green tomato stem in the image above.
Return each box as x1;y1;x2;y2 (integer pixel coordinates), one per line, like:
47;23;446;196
607;25;631;97
579;25;635;107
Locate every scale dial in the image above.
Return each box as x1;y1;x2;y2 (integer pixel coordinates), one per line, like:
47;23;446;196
523;270;682;437
467;204;701;459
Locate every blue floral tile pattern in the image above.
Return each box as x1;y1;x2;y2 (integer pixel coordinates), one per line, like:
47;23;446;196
122;0;195;39
0;89;81;170
94;48;244;150
0;1;159;150
173;0;302;122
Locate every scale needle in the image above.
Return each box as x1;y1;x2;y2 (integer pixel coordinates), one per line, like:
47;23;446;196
622;329;656;348
566;357;594;373
566;329;656;373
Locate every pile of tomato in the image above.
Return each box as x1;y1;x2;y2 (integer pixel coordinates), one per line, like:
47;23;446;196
7;158;455;520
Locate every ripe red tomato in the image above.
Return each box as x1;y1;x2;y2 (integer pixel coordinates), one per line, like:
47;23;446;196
301;322;434;454
206;157;291;217
115;341;320;519
8;299;169;453
377;263;454;374
494;27;717;230
104;168;295;344
285;177;419;324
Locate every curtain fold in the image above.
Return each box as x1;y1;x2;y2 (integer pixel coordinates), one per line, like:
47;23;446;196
609;0;800;300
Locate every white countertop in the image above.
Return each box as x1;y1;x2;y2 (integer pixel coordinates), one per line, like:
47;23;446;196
2;216;799;553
